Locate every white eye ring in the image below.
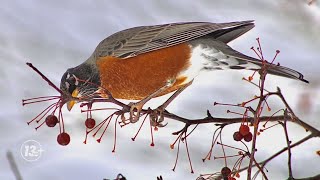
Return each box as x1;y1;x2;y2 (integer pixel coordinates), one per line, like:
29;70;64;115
66;73;71;79
72;74;79;86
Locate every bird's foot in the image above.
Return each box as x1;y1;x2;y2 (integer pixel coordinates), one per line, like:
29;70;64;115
128;101;145;123
149;106;168;128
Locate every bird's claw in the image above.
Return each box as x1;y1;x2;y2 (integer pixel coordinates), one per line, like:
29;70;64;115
127;102;168;127
149;107;167;128
128;102;143;123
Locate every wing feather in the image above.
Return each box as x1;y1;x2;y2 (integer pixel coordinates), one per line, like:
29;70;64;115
93;21;254;59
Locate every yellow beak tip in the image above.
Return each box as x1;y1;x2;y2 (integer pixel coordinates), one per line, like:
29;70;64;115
67;101;76;111
67;88;79;111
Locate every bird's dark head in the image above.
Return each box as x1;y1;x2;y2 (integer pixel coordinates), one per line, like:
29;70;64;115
60;63;100;111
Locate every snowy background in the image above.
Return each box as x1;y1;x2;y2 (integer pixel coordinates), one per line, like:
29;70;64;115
1;0;319;180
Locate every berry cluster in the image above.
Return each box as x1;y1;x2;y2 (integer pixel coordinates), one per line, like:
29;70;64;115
233;124;252;142
44;114;97;146
45;114;70;146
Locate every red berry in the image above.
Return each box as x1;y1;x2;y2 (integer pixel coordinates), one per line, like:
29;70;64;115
170;144;174;149
85;118;96;129
228;177;236;180
239;124;250;136
45;115;58;127
233;131;243;141
235;172;240;178
244;132;253;142
221;167;231;177
57;132;70;146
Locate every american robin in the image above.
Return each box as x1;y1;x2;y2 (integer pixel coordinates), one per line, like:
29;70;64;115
59;20;308;122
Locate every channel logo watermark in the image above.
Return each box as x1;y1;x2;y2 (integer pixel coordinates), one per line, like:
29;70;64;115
20;140;44;161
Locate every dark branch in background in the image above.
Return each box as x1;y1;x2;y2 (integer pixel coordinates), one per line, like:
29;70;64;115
6;151;23;180
103;173;126;180
308;0;317;5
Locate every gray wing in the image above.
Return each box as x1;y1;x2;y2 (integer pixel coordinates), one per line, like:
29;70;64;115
93;21;254;59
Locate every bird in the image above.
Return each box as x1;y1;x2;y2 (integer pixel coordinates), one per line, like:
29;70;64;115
59;20;308;123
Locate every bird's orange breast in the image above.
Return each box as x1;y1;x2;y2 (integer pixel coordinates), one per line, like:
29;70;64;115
96;43;192;100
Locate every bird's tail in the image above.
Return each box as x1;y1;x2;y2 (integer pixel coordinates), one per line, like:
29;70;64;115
204;39;309;83
247;61;309;83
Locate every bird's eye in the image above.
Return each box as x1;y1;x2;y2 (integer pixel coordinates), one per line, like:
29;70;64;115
65;73;78;95
68;83;76;94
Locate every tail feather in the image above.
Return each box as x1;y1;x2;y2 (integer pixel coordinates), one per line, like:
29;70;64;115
206;40;309;83
251;62;309;83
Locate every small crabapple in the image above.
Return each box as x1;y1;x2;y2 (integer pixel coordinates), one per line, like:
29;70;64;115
233;131;243;141
221;166;231;177
45;115;58;127
57;132;70;146
244;132;253;142
239;124;250;136
85;118;96;129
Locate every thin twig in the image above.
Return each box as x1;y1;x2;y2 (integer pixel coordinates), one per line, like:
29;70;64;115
247;71;268;179
252;157;268;180
26;63;63;94
238;134;314;173
281;111;293;179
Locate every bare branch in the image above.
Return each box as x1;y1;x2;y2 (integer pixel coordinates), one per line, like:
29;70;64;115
281;110;293;179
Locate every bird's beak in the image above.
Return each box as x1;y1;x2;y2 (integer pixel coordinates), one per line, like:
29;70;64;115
67;88;79;111
67;100;76;111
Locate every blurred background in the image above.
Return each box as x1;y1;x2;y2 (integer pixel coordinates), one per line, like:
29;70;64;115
0;0;319;179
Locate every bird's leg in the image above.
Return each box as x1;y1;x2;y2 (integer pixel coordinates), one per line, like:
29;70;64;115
129;78;176;123
151;80;193;127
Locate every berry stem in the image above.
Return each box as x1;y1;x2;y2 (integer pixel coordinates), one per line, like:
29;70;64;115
184;132;194;173
184;124;198;139
217;129;227;166
149;117;155;147
93;118;110;137
112;115;118;153
27;102;57;124
96;115;113;142
131;114;148;141
217;142;245;152
256;38;264;60
172;138;181;172
35;104;57;123
35;119;47;130
203;126;223;162
251;47;262;60
271;50;280;64
22;96;60;106
170;133;183;149
58;106;65;133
